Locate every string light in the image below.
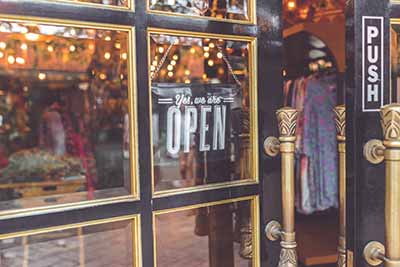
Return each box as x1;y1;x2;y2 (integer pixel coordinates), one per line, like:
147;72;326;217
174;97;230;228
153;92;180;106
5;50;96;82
7;55;15;64
20;27;28;34
89;44;95;50
69;45;76;52
167;65;173;71
115;42;121;49
168;72;174;77
203;46;210;52
184;79;191;84
25;33;39;41
104;52;111;60
170;60;177;66
287;0;296;10
190;48;196;54
105;36;112;41
121;52;128;60
0;42;6;49
150;65;156;71
0;52;3;58
16;57;25;64
209;42;215;48
158;46;165;53
184;69;191;75
204;52;210;58
38;72;46;80
20;43;28;50
202;74;208;80
217;52;223;59
99;73;107;80
172;54;178;60
208;59;214;67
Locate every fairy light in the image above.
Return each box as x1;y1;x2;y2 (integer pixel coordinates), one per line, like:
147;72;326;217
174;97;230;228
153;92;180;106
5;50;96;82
115;42;121;49
150;65;156;71
170;60;176;66
190;48;196;54
0;42;6;49
38;72;46;80
167;65;173;71
152;60;158;66
69;45;76;52
203;46;210;52
217;52;223;59
202;73;207;80
16;57;25;64
99;73;107;80
69;28;77;36
105;36;112;41
121;52;128;60
20;43;28;50
158;46;165;53
208;59;214;67
287;0;296;10
7;55;15;64
47;45;54;52
204;52;210;58
104;52;111;60
25;33;39;41
168;72;174;77
184;79;191;84
0;52;3;58
209;42;215;48
172;54;178;60
184;69;191;75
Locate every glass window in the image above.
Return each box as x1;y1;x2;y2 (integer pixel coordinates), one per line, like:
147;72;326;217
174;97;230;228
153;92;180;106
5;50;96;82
392;23;400;102
57;0;130;8
0;218;138;267
154;198;258;267
149;0;253;22
150;31;256;194
0;19;135;212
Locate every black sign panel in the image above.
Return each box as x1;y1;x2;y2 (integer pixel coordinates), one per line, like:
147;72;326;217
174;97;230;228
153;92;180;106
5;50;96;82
362;16;384;112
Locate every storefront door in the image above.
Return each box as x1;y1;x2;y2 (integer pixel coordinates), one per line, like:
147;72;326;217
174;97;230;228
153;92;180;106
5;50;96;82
346;0;400;266
0;0;286;266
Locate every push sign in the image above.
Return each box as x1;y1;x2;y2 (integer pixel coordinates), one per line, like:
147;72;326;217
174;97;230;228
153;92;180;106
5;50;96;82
362;16;384;112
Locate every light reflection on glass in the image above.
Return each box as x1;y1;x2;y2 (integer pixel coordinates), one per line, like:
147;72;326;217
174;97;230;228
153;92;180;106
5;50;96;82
0;20;133;211
149;0;250;21
150;33;253;193
155;199;254;267
0;220;135;267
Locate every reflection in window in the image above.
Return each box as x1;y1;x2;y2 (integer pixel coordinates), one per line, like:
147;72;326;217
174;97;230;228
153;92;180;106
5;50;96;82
61;0;129;7
149;0;250;21
155;199;255;266
150;32;254;193
0;20;133;211
0;219;135;267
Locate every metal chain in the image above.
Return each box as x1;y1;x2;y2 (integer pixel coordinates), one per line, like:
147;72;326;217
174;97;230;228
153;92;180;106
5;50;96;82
151;39;242;88
151;42;175;81
216;44;242;87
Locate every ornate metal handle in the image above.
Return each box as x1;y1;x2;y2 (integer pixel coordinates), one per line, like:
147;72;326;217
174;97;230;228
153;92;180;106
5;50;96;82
264;107;298;267
334;105;347;267
363;104;400;267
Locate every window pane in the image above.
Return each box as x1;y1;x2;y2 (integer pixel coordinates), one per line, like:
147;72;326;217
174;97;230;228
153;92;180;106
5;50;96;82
150;32;255;193
154;198;256;267
149;0;251;22
59;0;130;7
0;219;136;267
0;19;135;211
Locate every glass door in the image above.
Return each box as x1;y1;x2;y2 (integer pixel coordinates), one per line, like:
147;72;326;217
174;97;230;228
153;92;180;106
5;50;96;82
0;0;284;266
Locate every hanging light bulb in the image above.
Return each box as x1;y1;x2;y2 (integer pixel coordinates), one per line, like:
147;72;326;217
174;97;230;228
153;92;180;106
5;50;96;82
104;52;111;60
20;43;28;50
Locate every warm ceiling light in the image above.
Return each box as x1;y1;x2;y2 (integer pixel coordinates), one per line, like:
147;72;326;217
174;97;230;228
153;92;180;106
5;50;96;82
38;72;46;80
287;0;296;10
20;43;28;50
25;33;39;41
7;55;15;64
16;57;25;64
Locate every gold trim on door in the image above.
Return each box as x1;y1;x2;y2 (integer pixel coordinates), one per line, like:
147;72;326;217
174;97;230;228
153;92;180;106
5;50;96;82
147;28;259;198
43;0;134;11
0;14;139;219
146;0;256;25
152;195;260;267
0;214;142;267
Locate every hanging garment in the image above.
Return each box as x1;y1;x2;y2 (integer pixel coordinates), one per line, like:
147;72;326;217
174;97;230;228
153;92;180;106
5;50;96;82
300;75;338;214
39;106;66;156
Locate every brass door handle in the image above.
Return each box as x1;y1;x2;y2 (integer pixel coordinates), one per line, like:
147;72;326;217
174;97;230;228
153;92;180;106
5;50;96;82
334;105;347;267
363;104;400;267
264;107;299;267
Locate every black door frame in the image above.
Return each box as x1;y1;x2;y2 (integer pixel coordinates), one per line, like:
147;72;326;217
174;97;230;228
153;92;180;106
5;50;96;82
0;0;284;266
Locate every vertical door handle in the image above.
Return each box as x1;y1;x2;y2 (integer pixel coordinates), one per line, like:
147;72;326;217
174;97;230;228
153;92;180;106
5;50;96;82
334;105;347;267
264;107;299;267
363;104;400;267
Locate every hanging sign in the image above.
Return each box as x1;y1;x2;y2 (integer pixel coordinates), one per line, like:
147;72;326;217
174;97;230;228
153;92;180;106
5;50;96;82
152;83;241;155
362;16;384;112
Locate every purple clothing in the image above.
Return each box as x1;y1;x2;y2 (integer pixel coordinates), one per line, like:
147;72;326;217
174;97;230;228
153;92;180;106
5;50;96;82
300;75;338;214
